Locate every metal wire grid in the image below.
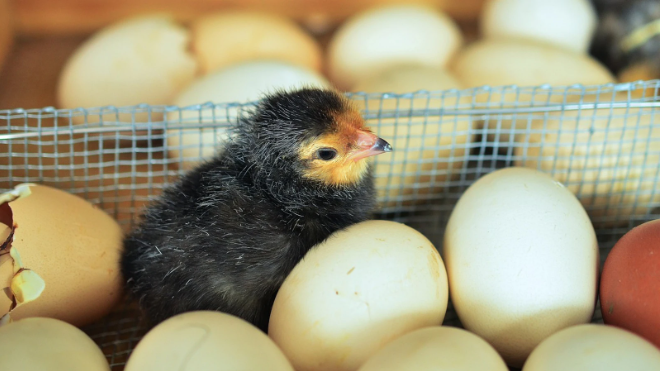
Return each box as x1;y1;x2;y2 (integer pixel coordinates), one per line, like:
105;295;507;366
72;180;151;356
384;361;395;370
0;81;659;369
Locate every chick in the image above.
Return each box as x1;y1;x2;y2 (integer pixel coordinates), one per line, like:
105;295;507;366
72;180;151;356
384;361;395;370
121;88;392;331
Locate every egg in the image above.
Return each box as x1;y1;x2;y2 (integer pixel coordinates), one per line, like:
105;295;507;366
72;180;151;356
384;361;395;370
57;14;197;123
351;65;474;208
451;39;614;92
166;60;330;170
328;4;462;90
600;219;660;347
269;220;448;371
522;324;660;371
125;311;293;371
0;184;123;327
443;167;599;367
450;38;615;143
0;317;109;370
513;97;660;226
357;326;509;371
352;65;463;94
481;0;598;53
191;11;322;75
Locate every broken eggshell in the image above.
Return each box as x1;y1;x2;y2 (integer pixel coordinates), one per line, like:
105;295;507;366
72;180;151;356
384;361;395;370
0;184;124;327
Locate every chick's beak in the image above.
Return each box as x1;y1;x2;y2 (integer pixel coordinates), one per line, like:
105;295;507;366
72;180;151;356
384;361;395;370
350;130;392;162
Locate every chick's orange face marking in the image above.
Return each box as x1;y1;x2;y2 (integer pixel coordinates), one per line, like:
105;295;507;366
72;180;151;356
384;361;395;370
298;104;375;186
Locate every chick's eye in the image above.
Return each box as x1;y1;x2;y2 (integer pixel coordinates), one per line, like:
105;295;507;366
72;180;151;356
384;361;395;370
316;148;337;161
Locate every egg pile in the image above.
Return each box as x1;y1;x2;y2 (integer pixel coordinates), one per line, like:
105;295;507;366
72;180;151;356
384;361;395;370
1;165;658;370
53;0;658;223
5;1;656;370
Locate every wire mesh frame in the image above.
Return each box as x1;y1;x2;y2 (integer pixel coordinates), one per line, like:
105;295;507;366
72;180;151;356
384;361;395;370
0;81;659;369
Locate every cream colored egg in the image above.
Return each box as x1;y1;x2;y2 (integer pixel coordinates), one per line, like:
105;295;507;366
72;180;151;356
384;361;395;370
514;95;660;227
481;0;597;53
522;324;660;371
0;184;123;327
166;61;330;170
358;326;509;371
269;220;448;371
451;39;613;91
443;167;599;367
352;65;463;94
125;311;293;371
57;15;197;123
450;38;615;143
191;11;322;74
0;317;109;370
328;4;462;90
351;65;474;209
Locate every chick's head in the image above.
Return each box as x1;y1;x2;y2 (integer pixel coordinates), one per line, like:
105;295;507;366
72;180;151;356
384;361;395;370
244;88;392;187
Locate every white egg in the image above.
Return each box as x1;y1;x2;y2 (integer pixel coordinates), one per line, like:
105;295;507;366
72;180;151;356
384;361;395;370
125;311;294;371
450;38;615;143
57;14;197;122
522;324;660;371
0;317;110;371
358;326;509;371
451;38;614;97
328;4;462;90
481;0;597;53
166;61;330;170
269;220;448;371
443;167;599;367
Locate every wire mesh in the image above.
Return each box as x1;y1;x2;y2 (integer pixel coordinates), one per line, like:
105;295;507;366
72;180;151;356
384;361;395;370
0;81;659;370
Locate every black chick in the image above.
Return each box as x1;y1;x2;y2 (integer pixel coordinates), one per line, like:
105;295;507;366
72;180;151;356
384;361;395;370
121;88;392;332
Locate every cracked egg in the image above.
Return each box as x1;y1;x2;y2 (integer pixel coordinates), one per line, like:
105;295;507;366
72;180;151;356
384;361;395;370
269;220;449;371
0;184;123;327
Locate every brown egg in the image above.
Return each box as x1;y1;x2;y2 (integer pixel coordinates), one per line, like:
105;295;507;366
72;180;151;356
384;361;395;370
0;184;124;327
600;219;660;347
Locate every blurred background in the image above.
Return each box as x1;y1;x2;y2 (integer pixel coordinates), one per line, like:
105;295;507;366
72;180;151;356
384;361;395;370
0;0;658;110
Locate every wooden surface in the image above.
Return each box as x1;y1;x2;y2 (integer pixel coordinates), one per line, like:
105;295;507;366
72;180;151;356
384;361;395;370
11;0;486;36
0;36;86;110
0;0;13;71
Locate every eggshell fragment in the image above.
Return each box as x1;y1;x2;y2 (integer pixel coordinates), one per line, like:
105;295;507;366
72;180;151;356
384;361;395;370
328;4;462;90
481;0;597;53
0;184;124;327
351;65;474;208
166;61;330;170
357;326;509;371
269;220;448;371
191;11;322;74
522;324;660;371
443;167;599;367
125;311;294;371
0;317;110;371
600;219;660;347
